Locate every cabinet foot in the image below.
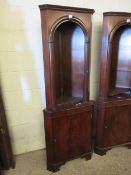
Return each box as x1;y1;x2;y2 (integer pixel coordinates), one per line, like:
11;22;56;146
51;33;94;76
47;164;60;172
81;153;92;160
94;147;109;156
47;162;65;172
127;144;131;149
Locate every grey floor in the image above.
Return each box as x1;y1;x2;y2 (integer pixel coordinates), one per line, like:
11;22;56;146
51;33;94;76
3;147;131;175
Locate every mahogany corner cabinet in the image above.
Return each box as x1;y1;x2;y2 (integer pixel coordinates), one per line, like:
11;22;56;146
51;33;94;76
95;12;131;155
39;4;94;172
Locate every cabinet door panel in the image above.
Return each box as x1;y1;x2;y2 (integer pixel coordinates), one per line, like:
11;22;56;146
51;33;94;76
102;105;131;147
53;111;92;162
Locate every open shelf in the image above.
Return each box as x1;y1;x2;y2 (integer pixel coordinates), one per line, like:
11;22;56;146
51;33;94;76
108;25;131;98
40;5;94;171
108;87;131;99
52;21;86;105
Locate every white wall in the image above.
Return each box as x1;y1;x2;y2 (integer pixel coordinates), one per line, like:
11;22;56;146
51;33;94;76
0;0;131;155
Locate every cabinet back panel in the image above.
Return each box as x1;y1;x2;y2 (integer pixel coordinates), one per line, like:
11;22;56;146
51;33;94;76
52;21;85;105
109;26;131;97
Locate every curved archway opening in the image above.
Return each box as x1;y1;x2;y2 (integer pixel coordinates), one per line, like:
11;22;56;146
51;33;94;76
51;21;87;105
109;25;131;97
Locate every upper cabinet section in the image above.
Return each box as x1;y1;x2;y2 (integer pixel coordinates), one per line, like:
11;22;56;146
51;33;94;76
109;25;131;98
99;12;131;99
39;5;94;108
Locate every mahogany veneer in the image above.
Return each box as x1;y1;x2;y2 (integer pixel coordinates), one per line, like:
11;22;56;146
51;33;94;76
39;4;94;171
95;12;131;155
44;102;93;171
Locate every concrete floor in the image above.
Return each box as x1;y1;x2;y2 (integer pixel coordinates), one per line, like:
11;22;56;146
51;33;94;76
3;147;131;175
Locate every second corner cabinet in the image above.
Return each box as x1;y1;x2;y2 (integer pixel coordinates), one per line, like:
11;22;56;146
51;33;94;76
95;12;131;155
39;4;94;172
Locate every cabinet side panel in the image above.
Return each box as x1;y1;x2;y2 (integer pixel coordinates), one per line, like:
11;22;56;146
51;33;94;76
44;111;54;164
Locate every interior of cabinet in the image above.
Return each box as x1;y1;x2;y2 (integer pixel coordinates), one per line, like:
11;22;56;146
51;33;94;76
52;21;86;106
108;25;131;98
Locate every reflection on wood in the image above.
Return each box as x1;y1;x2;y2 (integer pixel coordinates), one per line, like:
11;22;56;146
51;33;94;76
95;12;131;156
109;26;131;97
108;87;131;97
39;4;94;172
53;22;85;105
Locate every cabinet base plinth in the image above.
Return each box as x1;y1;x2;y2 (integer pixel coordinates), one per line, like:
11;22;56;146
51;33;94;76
47;162;65;172
94;147;109;156
95;142;131;155
81;152;92;160
126;144;131;149
47;152;92;172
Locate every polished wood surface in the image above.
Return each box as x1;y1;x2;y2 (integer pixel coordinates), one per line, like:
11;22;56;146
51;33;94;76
97;99;131;147
39;4;94;13
95;12;131;155
53;22;85;105
103;12;131;16
44;103;93;172
39;4;94;108
0;86;15;170
39;4;94;171
109;26;131;97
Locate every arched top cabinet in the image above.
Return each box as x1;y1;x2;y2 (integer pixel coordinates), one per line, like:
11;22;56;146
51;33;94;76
95;12;131;156
39;4;94;172
39;4;94;108
99;12;131;99
108;24;131;98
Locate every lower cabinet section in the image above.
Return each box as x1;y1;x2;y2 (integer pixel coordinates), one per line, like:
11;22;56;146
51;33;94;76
95;98;131;155
44;103;93;172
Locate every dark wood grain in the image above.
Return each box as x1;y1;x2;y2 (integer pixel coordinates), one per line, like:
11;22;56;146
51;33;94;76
109;26;131;96
44;103;93;172
39;4;94;171
0;85;15;170
40;4;94;107
53;22;85;105
104;12;131;17
95;12;131;155
39;4;94;13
